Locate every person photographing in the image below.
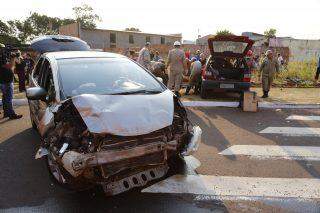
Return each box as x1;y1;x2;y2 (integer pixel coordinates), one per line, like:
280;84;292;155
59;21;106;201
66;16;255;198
0;54;23;119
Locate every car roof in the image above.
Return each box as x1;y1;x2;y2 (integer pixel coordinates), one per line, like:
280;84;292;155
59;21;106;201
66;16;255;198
44;51;125;60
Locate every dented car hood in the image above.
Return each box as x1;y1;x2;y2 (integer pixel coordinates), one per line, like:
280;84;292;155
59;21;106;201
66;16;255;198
71;89;174;136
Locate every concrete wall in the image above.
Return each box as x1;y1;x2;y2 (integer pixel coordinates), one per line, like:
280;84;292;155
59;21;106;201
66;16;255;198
270;38;320;61
59;23;80;38
80;29;181;49
59;23;181;50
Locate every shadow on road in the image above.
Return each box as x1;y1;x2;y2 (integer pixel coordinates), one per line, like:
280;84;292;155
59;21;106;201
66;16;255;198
0;128;221;212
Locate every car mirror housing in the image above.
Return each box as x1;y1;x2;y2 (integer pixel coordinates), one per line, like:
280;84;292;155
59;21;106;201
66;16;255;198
26;87;47;101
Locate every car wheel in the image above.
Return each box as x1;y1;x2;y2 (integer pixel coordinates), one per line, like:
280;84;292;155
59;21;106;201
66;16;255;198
200;86;208;99
46;154;92;191
167;154;187;175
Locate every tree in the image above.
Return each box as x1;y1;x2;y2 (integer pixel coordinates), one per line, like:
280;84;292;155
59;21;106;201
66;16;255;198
216;29;234;36
125;27;141;32
73;4;101;29
0;20;21;45
264;28;276;39
6;12;76;43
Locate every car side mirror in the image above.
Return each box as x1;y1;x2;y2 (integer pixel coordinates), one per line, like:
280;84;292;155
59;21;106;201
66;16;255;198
156;77;163;83
26;87;47;101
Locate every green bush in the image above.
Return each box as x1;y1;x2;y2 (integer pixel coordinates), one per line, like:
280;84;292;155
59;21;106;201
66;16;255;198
278;58;317;81
253;58;317;87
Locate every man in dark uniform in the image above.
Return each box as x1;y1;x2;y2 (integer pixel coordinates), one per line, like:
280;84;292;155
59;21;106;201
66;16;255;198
0;55;23;119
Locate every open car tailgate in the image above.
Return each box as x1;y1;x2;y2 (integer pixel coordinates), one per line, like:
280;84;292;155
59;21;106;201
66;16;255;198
208;35;254;58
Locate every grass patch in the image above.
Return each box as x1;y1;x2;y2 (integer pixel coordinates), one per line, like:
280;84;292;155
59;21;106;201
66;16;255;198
252;58;318;87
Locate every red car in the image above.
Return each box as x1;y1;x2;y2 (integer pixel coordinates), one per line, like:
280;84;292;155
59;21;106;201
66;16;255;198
200;35;254;99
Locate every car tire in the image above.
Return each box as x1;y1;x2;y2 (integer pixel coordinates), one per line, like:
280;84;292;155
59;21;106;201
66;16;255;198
167;154;187;175
200;86;208;99
46;154;92;191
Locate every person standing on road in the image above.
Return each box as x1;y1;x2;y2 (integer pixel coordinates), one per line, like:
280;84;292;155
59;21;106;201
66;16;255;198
15;51;27;92
0;55;23;119
137;42;151;69
259;50;279;98
24;53;35;84
315;56;320;83
167;41;186;97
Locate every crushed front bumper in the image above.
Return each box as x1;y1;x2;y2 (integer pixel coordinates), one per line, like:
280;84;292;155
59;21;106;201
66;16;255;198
61;140;178;177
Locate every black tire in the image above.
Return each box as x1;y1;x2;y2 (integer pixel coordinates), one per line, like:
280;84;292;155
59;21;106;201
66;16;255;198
200;86;208;99
46;154;92;191
31;117;37;130
167;154;187;176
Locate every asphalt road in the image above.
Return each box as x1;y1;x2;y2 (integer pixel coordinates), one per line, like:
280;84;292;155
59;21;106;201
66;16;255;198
0;105;320;212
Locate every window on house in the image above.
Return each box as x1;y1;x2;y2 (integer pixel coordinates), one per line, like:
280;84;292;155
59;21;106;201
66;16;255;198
146;36;151;43
160;37;165;44
129;35;134;44
110;33;116;43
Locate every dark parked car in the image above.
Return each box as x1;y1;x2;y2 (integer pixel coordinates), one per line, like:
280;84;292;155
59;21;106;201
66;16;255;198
200;35;254;99
26;37;201;195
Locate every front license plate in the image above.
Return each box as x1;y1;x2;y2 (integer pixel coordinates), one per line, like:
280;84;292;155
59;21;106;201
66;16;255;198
220;84;234;89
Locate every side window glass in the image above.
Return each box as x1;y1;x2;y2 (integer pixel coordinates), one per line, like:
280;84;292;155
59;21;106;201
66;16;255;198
33;58;44;83
43;63;56;103
39;60;49;86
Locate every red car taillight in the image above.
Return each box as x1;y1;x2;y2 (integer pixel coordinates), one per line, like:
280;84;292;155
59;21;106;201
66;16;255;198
243;73;251;82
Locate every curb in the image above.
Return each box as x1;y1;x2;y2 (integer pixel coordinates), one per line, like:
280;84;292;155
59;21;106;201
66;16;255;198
1;98;319;109
0;98;28;106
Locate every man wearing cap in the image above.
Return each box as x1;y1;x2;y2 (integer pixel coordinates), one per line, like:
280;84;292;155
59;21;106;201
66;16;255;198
166;41;186;96
259;50;279;98
137;42;151;70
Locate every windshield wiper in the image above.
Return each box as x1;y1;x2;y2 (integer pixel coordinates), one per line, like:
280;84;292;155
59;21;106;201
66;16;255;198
110;89;162;95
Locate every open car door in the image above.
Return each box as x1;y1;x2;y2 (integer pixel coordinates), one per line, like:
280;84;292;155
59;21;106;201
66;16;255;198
208;35;254;58
30;35;90;54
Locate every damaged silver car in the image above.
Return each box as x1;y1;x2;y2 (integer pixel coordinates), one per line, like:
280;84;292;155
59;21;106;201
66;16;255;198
27;39;201;195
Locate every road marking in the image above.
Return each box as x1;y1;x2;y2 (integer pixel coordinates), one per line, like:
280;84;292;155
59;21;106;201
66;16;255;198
260;127;320;136
181;101;320;109
182;101;239;108
287;115;320;121
219;145;320;161
142;175;320;199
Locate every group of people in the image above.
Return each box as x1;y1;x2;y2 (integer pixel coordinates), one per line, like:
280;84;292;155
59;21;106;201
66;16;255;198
136;41;205;97
136;42;295;99
0;50;34;120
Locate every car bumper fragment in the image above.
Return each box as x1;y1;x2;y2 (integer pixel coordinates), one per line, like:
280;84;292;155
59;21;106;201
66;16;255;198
61;141;178;177
182;126;202;156
102;164;168;195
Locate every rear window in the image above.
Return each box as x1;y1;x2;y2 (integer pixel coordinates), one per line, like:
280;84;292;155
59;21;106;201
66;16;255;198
212;41;248;54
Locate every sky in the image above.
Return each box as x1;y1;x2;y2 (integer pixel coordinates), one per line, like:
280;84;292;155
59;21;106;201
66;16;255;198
0;0;319;40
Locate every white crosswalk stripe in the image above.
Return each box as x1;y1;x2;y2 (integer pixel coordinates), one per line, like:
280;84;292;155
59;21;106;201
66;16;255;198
219;145;320;161
143;114;320;203
259;127;320;136
142;175;320;199
286;115;320;121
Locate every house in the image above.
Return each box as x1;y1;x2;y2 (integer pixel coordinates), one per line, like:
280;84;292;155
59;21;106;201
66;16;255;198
59;23;182;50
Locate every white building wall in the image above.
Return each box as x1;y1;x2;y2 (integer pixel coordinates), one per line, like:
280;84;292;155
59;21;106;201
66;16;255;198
270;38;320;61
80;29;181;49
